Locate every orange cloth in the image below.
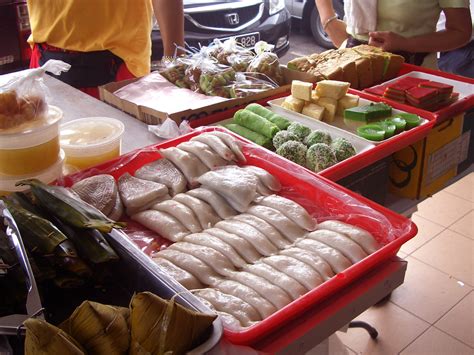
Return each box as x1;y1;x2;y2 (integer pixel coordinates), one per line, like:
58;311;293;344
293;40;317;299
26;0;153;77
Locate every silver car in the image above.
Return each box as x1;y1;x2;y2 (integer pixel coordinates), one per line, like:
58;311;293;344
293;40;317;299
285;0;344;48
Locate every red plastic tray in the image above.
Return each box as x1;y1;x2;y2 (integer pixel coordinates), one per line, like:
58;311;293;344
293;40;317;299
60;126;417;346
188;91;435;182
357;63;474;123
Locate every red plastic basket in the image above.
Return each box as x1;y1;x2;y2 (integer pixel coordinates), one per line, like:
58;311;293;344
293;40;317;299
60;126;417;346
357;63;474;123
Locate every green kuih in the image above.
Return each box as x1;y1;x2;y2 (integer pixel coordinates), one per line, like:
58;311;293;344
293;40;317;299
245;103;291;130
344;103;392;122
233;109;280;138
224;123;273;148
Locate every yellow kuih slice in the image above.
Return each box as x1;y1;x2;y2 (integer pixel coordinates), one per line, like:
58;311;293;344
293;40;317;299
315;80;351;100
336;93;360;116
317;97;338;122
302;102;325;120
291;80;313;101
281;96;305;113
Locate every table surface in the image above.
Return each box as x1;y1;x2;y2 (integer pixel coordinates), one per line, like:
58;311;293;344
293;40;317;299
0;71;161;154
1;71;409;354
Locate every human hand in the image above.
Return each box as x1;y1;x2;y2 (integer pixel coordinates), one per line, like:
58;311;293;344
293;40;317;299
325;19;349;48
368;31;407;52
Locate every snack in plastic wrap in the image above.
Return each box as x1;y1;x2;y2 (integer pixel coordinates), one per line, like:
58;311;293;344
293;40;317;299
0;60;70;131
247;41;284;85
159;59;191;89
199;64;236;98
229;73;278;99
209;38;255;72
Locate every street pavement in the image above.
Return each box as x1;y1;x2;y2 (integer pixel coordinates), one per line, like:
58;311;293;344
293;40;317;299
280;20;327;64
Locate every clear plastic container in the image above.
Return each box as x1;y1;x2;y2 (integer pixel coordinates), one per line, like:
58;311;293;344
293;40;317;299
60;117;125;170
0;149;65;195
0;106;63;175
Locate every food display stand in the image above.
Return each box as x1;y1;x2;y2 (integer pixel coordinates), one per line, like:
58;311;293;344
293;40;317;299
1;58;471;353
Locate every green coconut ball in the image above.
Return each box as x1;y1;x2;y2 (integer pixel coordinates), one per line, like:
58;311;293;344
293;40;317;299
272;130;300;149
331;137;357;162
276;140;307;166
287;122;312;140
304;130;332;147
306;143;337;172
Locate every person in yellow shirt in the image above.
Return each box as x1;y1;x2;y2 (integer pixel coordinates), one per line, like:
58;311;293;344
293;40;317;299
27;0;184;98
315;0;472;68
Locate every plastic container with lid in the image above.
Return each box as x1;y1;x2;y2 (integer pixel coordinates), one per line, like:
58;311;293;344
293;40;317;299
0;149;65;195
60;117;125;171
0;106;63;175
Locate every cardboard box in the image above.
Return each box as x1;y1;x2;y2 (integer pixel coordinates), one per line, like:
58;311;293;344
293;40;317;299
389;114;468;199
99;66;319;125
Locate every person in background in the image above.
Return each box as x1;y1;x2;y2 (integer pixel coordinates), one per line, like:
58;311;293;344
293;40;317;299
27;0;184;98
437;3;474;77
315;0;472;68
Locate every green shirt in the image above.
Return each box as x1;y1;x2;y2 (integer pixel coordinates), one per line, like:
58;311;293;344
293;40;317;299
351;0;469;40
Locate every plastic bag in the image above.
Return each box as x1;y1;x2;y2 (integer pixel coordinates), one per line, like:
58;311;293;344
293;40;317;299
229;72;278;98
0;60;70;130
247;41;283;85
209;38;255;72
159;58;191;89
148;118;193;140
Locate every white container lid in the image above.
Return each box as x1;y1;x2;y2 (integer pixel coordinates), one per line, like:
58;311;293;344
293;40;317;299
60;117;125;157
0;149;65;193
0;106;63;150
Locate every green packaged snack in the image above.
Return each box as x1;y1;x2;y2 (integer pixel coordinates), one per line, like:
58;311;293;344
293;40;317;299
224;123;272;148
245;103;291;130
233;109;280;138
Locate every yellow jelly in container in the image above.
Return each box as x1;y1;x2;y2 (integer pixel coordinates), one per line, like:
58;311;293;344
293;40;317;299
0;149;65;195
60;117;125;171
0;106;63;175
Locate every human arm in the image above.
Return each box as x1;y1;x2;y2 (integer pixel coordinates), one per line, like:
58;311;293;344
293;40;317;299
315;0;348;47
368;7;472;53
152;0;185;57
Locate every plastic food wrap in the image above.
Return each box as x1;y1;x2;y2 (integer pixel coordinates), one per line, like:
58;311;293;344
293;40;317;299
57;126;416;345
159;58;191;89
0;60;70;131
199;64;236;98
209;38;255;72
247;41;283;86
229;73;279;99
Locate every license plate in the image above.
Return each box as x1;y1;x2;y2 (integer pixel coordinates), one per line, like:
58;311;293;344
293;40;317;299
220;32;260;48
